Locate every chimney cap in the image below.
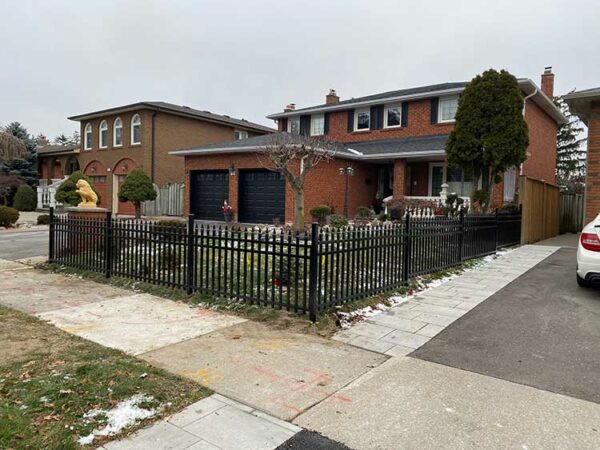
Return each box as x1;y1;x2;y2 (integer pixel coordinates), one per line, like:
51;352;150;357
544;66;553;74
284;103;296;112
328;88;337;95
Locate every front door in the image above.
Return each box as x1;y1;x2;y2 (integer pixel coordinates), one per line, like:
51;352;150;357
429;163;445;197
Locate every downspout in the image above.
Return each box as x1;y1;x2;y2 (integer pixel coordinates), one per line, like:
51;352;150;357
151;111;158;182
520;87;537;176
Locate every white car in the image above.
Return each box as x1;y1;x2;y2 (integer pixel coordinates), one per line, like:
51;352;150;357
577;213;600;287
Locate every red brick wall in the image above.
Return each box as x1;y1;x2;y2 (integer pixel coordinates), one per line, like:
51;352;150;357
183;153;378;223
392;159;407;198
522;99;558;184
585;103;600;223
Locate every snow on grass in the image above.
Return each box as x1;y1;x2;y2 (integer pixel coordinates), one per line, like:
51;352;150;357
78;394;161;446
336;248;513;329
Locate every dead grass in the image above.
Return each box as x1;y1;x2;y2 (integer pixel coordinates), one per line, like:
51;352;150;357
0;305;210;450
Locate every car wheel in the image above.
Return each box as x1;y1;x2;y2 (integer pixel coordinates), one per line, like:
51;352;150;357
577;274;590;288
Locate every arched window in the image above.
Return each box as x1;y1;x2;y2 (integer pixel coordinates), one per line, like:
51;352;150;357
113;117;123;147
99;120;108;148
84;123;92;150
131;114;141;145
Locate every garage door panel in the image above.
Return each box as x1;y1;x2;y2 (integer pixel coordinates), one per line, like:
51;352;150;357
190;171;229;220
239;170;285;224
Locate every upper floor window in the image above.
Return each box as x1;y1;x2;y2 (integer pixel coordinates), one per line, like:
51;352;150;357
84;123;92;150
310;114;325;136
234;129;248;140
287;117;300;135
384;104;402;128
113;117;123;147
99;120;108;149
131;114;141;144
439;97;458;122
354;108;370;131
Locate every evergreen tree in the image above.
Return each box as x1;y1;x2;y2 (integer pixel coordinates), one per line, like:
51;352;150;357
54;133;70;146
1;122;38;187
446;69;529;205
118;169;156;218
554;95;586;193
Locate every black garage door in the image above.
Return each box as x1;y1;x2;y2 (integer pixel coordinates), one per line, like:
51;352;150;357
239;170;285;223
190;170;229;220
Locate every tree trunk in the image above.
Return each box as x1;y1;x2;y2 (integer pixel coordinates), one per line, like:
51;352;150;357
293;189;305;232
134;202;141;219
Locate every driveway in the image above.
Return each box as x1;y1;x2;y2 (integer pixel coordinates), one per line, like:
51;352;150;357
0;229;48;260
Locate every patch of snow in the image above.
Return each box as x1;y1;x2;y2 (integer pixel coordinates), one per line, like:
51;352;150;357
78;394;160;446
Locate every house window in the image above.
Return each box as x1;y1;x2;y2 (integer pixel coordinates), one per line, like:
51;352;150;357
84;123;92;150
113;117;123;147
354;108;370;131
429;163;474;197
287;117;300;134
439;97;458;122
310;114;325;136
99;120;108;149
384;104;402;128
131;114;141;144
234;129;248;140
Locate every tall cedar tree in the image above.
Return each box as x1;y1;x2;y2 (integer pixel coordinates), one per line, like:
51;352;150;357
554;95;586;193
55;171;101;206
1;122;38;187
118;168;156;218
445;69;529;204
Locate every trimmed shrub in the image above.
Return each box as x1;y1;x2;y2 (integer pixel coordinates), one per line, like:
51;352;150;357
37;214;50;225
355;206;374;220
328;214;349;228
0;206;19;227
118;169;157;219
55;171;100;206
310;205;332;225
13;185;37;211
377;213;388;222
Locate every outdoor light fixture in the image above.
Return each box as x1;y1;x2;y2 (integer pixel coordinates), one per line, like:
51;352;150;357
339;165;355;218
228;163;235;176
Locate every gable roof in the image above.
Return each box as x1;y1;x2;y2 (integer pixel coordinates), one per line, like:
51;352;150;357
563;87;600;125
267;79;567;125
169;132;448;160
37;144;79;156
68;101;275;133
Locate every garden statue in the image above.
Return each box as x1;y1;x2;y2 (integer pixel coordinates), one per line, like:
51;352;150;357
75;179;98;208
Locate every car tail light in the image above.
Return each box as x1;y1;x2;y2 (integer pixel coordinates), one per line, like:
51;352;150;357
580;233;600;252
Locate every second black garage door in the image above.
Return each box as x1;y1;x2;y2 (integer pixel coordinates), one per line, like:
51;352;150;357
239;170;285;223
190;170;229;220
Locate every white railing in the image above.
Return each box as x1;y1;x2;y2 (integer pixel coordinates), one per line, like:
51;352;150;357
37;177;66;209
383;184;471;217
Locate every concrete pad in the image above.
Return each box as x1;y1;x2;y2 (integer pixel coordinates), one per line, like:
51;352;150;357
38;293;245;355
0;267;130;314
103;421;201;450
0;258;28;271
140;321;387;420
295;357;600;449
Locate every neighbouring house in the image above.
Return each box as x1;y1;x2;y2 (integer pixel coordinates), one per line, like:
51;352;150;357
564;88;600;224
38;102;273;214
37;144;81;182
172;69;566;224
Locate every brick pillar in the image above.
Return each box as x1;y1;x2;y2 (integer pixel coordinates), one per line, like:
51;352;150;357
393;159;407;199
585;102;600;224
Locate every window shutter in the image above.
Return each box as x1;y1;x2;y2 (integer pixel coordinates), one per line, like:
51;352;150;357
370;106;378;130
347;110;354;132
401;102;409;127
300;115;311;135
376;105;384;130
280;118;288;132
324;112;330;135
430;98;439;124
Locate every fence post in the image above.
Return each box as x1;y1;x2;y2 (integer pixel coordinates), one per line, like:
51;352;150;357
494;208;499;250
186;214;195;295
48;207;55;263
105;211;112;278
458;208;465;262
308;222;319;323
402;212;411;283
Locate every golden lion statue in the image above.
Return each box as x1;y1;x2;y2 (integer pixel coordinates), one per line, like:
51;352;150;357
76;179;98;208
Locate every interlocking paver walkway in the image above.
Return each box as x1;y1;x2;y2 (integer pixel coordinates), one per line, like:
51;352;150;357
333;245;558;355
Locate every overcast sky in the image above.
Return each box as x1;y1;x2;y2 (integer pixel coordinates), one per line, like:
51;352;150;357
1;0;598;139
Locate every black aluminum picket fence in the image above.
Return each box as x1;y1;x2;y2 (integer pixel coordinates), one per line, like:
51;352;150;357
49;208;521;321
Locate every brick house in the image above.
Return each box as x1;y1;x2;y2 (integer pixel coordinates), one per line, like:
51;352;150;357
38;102;273;214
564;88;600;223
173;69;566;224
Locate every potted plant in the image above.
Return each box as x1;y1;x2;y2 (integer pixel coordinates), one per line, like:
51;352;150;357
222;201;234;222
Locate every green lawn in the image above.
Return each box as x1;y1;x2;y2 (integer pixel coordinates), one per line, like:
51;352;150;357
0;306;210;449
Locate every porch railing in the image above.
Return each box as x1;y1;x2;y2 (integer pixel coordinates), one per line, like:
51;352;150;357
37;177;66;209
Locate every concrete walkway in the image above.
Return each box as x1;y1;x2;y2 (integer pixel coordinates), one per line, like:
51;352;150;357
333;245;558;356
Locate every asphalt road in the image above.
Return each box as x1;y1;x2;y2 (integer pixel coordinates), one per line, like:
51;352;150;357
0;230;48;260
412;247;600;404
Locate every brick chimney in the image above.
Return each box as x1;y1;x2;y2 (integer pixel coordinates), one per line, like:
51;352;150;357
326;89;339;105
284;103;296;112
541;66;555;98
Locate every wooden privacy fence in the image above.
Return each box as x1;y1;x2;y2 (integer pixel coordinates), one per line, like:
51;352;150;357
519;176;560;244
143;183;184;216
560;193;584;233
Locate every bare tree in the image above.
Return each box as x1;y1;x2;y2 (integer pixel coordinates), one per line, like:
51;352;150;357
0;132;27;161
258;133;338;231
